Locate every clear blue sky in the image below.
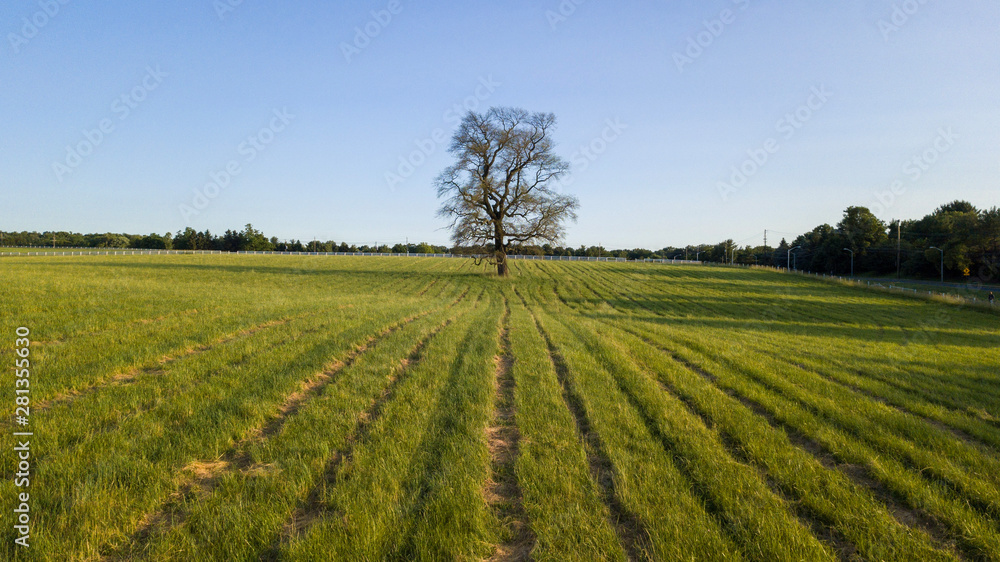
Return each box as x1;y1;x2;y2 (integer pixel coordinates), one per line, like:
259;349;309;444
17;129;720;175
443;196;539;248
2;1;997;249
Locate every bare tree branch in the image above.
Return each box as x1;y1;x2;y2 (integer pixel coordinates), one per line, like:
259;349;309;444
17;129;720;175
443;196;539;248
434;107;578;276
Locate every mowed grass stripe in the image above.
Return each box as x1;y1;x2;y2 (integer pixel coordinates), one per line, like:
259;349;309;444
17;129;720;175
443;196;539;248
31;275;452;465
281;292;494;560
14;301;404;468
760;345;1000;457
0;253;441;385
572;264;995;552
558;314;837;561
552;262;992;548
4;256;999;561
402;292;505;559
571;262;1000;514
4;310;328;476
791;339;1000;430
596;316;957;561
632;324;1000;559
503;288;626;561
671;333;1000;520
818;357;1000;449
531;268;842;560
117;288;467;556
5;290;453;559
4;310;340;558
125;288;474;560
9;269;435;414
521;284;741;561
33;312;307;415
581;264;1000;433
517;285;652;561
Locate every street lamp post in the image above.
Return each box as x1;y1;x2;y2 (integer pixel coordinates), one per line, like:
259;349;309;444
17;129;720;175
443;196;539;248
929;246;944;283
843;248;854;277
787;246;801;271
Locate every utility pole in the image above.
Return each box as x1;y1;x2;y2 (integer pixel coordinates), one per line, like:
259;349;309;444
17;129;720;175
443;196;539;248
53;232;56;249
896;219;901;279
764;229;767;247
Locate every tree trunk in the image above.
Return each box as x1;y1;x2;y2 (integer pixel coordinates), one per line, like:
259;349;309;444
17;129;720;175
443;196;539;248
495;235;508;277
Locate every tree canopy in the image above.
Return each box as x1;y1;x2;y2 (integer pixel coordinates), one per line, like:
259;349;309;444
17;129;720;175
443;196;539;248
435;107;579;276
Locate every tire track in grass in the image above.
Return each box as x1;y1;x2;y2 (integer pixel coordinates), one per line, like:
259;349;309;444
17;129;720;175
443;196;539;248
586;271;1000;525
762;349;1000;452
33;313;308;415
418;278;440;296
668;337;958;550
514;290;651;562
485;297;534;562
653;375;855;560
118;287;474;558
698;345;1000;521
266;315;461;557
613;323;963;560
642;365;858;560
565;267;960;562
585;266;1000;480
767;351;991;451
566;264;983;557
560;314;836;561
25;314;332;471
117;318;429;555
636;331;974;559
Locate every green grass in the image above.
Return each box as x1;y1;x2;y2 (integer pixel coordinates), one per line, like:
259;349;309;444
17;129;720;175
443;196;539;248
1;254;998;560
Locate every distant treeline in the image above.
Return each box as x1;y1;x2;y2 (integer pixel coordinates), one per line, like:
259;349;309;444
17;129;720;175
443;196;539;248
0;225;450;255
5;200;997;281
693;201;999;282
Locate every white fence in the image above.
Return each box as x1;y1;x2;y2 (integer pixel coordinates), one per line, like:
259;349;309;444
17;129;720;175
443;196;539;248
0;249;702;264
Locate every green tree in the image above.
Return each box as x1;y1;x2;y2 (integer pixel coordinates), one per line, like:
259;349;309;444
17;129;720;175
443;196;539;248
241;224;273;251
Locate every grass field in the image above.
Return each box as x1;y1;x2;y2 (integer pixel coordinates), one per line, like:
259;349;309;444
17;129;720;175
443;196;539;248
859;279;998;305
1;255;999;561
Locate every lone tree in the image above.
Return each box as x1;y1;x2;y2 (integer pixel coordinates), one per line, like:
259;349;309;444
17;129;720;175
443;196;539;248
436;107;579;276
